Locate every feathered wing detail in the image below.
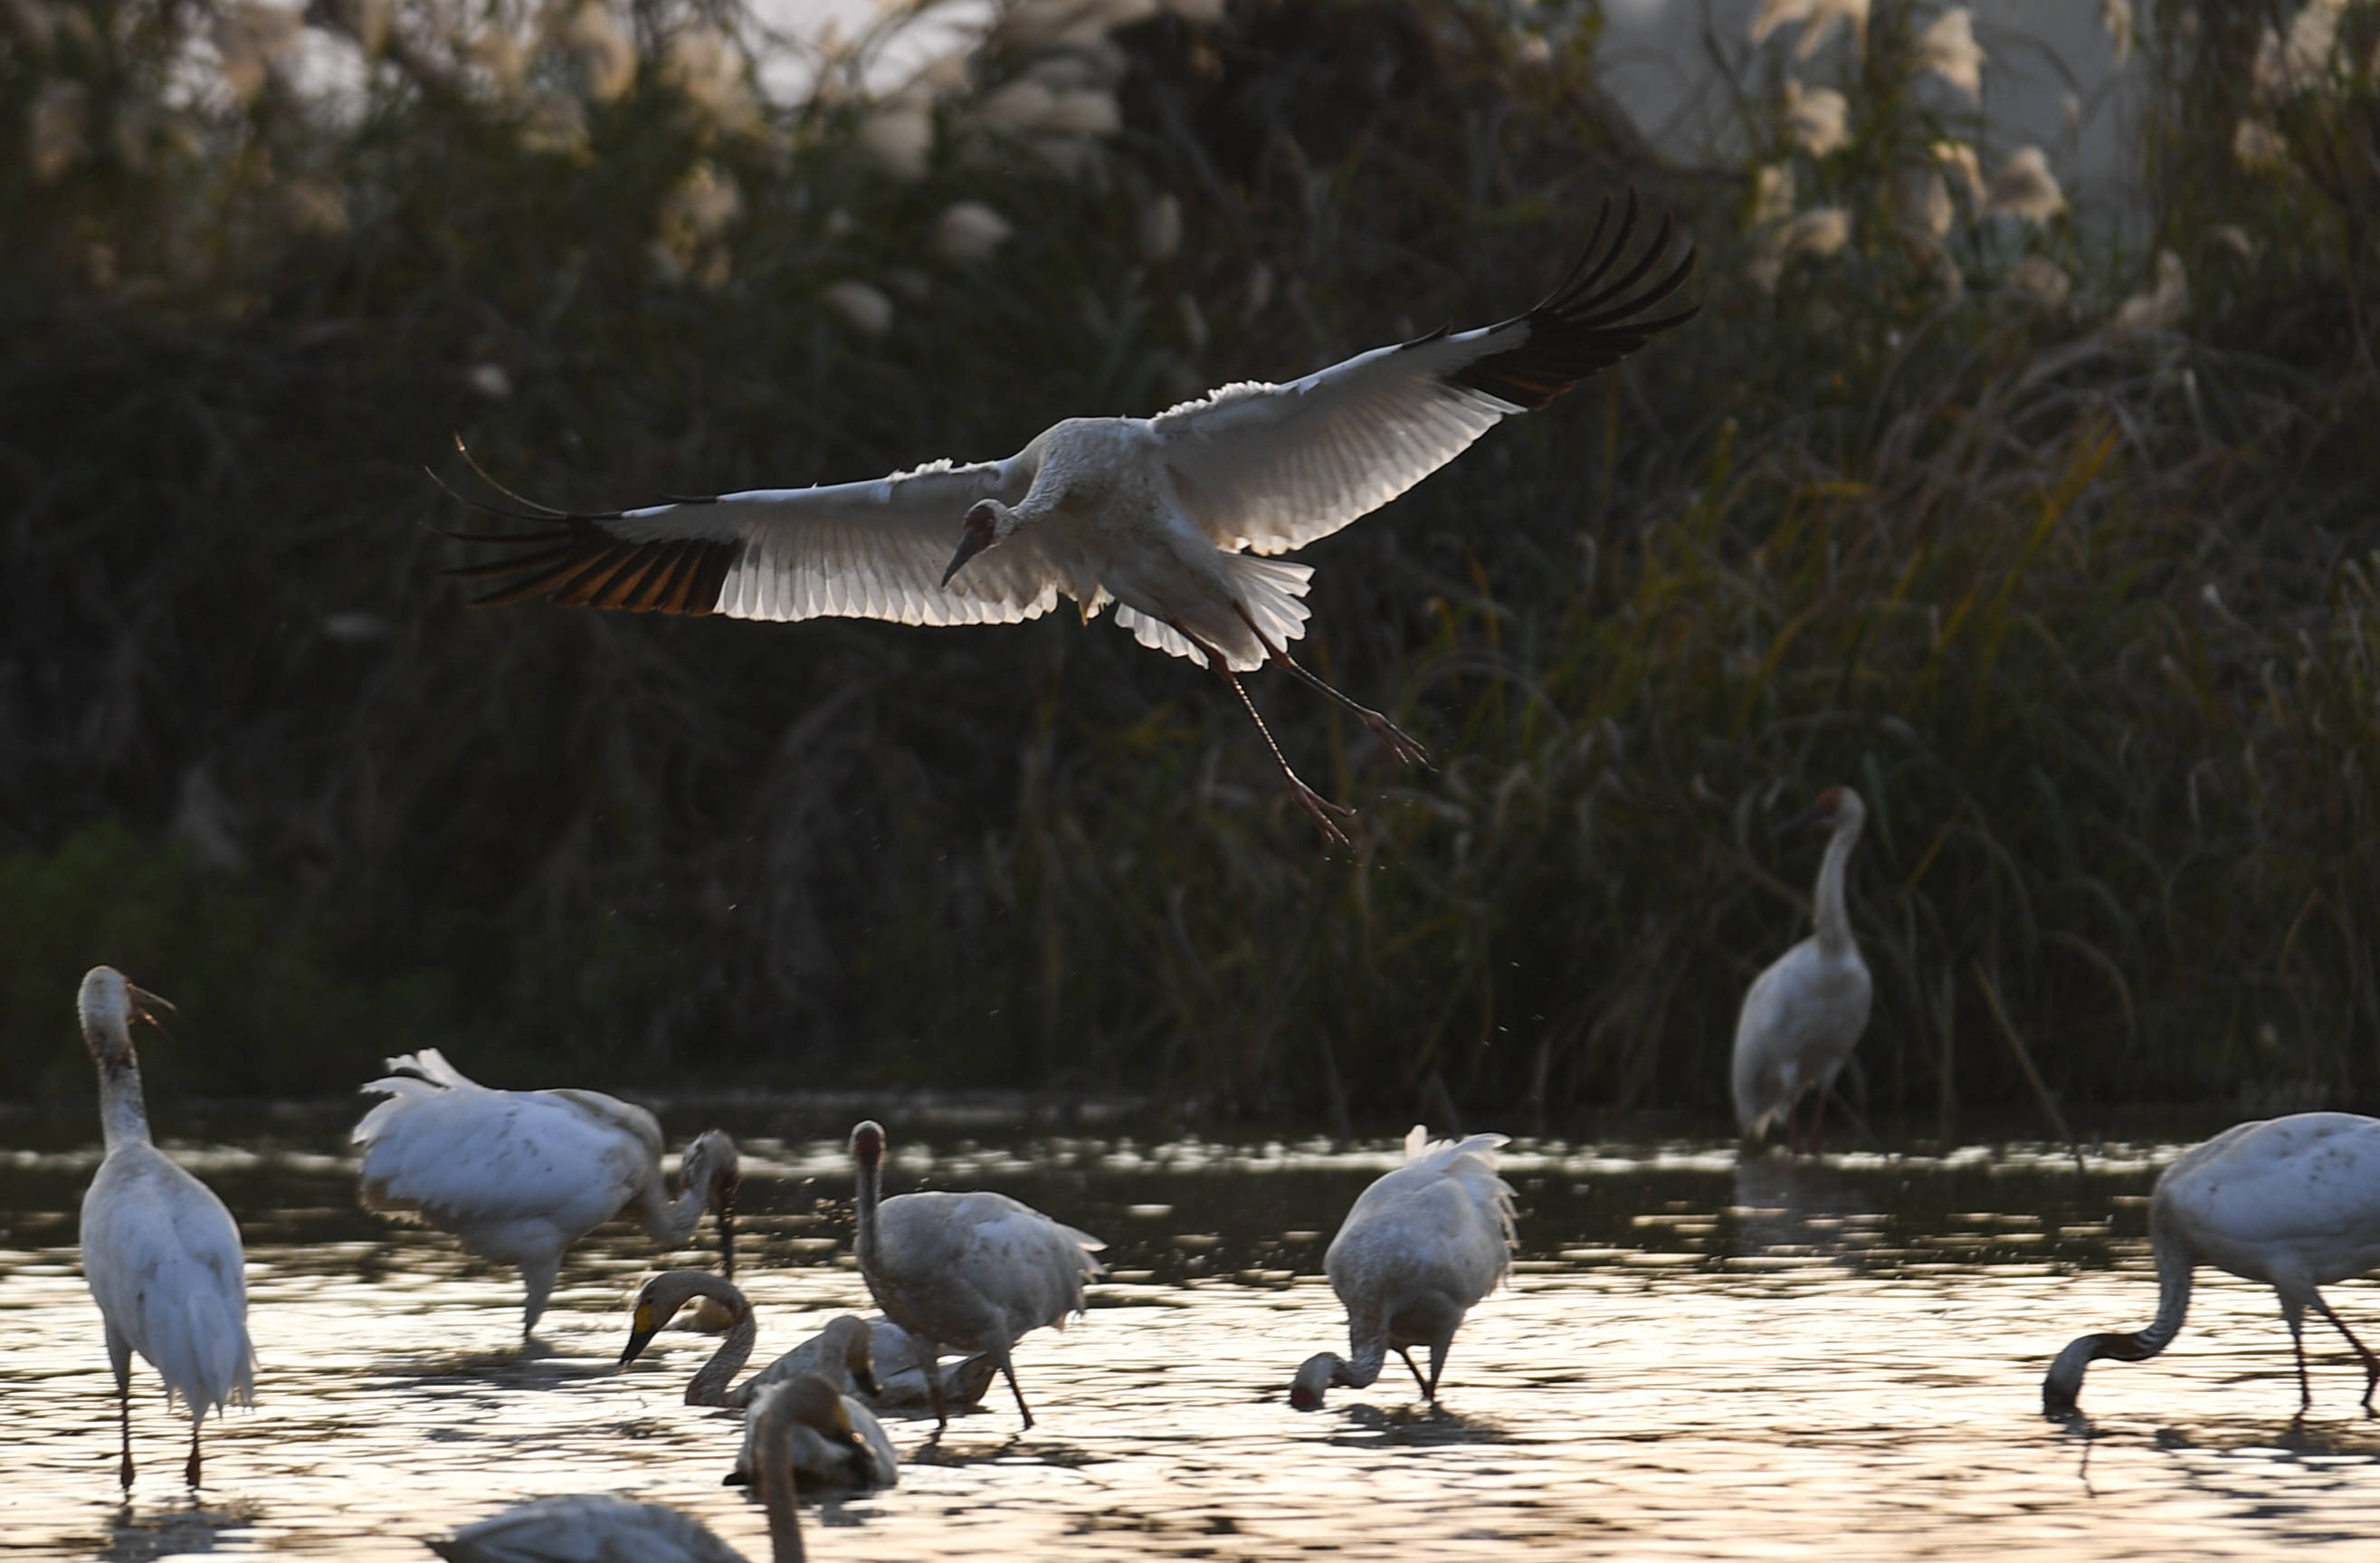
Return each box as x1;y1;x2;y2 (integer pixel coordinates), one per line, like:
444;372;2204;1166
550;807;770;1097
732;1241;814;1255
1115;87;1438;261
352;1057;655;1262
1148;190;1697;558
80;1151;255;1419
443;453;1076;627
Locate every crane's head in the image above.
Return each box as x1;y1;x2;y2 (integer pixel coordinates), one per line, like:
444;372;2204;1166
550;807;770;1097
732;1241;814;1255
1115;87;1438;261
748;1373;875;1495
76;967;175;1071
942;500;1019;586
1774;785;1866;839
679;1129;740;1279
1288;1351;1343;1411
851;1119;887;1170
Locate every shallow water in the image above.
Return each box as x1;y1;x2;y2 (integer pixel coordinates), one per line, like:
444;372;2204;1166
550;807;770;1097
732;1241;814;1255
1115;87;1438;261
7;1114;2380;1560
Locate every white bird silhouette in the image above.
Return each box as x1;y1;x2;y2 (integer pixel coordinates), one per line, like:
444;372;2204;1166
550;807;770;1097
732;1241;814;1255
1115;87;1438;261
354;1050;739;1336
445;193;1696;842
1731;786;1873;1153
849;1120;1105;1434
615;1272;900;1492
74;966;255;1488
430;1372;870;1563
1290;1125;1515;1411
2044;1112;2380;1415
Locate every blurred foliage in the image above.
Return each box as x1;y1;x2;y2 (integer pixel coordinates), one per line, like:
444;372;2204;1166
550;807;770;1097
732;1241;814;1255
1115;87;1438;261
1;0;2375;1129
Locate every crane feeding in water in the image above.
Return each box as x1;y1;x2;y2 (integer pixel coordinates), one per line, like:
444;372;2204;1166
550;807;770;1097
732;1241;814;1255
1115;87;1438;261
616;1272;900;1492
74;966;255;1489
354;1050;739;1337
1731;786;1873;1155
848;1120;1105;1434
2043;1112;2380;1415
1290;1125;1515;1411
430;1372;871;1563
443;192;1697;843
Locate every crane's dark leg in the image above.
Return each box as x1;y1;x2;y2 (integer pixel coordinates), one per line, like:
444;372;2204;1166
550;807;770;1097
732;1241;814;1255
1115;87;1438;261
994;1340;1036;1431
108;1326;134;1489
1232;605;1430;767
185;1419;202;1488
2283;1297;2312;1411
1395;1346;1431;1397
1806;1087;1830;1158
1177;626;1354;845
920;1347;949;1443
2308;1292;2380;1414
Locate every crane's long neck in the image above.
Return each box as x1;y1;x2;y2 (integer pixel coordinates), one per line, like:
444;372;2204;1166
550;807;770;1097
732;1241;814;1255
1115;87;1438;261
89;1028;153;1150
2043;1198;2194;1411
641;1170;711;1246
688;1310;758;1406
1338;1322;1389;1390
855;1157;884;1272
1811;815;1861;956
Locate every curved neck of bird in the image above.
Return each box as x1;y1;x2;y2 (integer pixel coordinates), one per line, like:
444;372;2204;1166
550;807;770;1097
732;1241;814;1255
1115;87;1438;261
1338;1327;1388;1390
687;1307;758;1407
2047;1201;2193;1405
86;1023;152;1150
641;1163;716;1249
1810;815;1861;956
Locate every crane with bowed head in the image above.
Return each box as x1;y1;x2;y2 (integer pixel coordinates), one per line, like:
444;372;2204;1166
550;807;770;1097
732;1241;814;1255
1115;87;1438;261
444;193;1697;843
1731;786;1873;1155
1290;1125;1515;1411
2044;1112;2380;1415
353;1050;739;1337
73;966;255;1489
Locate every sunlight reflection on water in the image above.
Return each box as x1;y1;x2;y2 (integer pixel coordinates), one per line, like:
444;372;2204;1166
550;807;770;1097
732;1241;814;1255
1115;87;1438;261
6;1126;2380;1559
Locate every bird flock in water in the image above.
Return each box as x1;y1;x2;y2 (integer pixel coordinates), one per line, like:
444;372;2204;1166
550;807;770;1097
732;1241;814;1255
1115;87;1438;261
65;192;2380;1557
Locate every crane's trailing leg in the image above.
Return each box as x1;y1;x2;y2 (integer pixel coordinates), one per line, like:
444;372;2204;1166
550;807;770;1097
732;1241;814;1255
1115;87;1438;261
185;1421;202;1488
116;1362;133;1490
920;1349;949;1443
2308;1293;2380;1413
1233;605;1430;768
994;1343;1037;1431
1395;1346;1431;1397
2284;1298;2312;1411
1180;627;1354;846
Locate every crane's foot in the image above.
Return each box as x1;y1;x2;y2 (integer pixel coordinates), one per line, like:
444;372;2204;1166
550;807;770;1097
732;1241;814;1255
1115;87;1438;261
1288;779;1356;846
1358;710;1431;768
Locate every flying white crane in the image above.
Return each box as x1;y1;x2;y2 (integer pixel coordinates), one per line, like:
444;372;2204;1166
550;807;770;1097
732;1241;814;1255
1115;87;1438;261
848;1119;1105;1434
74;967;256;1489
1290;1124;1515;1411
2044;1112;2380;1415
615;1272;900;1491
444;193;1696;841
1731;786;1873;1154
430;1372;870;1563
354;1050;739;1336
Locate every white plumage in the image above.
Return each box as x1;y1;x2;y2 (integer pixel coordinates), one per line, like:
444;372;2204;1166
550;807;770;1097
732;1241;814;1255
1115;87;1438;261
353;1050;739;1335
450;194;1696;840
2044;1112;2380;1415
74;967;255;1489
433;1374;869;1563
848;1120;1105;1434
1290;1125;1515;1411
1731;786;1874;1152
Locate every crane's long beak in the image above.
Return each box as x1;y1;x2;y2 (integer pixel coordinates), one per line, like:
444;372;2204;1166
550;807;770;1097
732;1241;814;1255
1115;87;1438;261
126;984;177;1024
1770;802;1830;840
941;527;991;586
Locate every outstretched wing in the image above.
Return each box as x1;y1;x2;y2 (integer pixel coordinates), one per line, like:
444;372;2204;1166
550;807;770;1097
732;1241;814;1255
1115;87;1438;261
1147;190;1698;558
443;449;1068;626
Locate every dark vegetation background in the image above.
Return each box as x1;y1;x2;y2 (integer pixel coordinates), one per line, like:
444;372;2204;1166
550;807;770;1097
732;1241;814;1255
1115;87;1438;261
2;0;2374;1129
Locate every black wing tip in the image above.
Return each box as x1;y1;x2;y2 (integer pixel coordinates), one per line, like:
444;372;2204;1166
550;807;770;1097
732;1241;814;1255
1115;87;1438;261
425;462;735;617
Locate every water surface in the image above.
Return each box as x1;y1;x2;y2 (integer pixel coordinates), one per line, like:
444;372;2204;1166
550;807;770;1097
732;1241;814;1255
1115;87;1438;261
6;1114;2378;1559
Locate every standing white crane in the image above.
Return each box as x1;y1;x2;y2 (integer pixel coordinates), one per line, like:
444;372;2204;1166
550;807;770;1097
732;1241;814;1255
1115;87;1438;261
615;1272;900;1491
73;966;255;1488
1290;1125;1515;1411
430;1372;871;1563
1731;786;1873;1154
354;1050;739;1336
443;193;1696;842
2044;1112;2380;1415
848;1120;1105;1434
